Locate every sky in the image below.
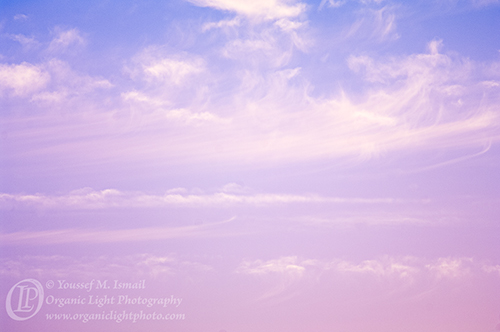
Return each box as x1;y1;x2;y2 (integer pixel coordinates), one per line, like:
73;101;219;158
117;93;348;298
1;0;500;331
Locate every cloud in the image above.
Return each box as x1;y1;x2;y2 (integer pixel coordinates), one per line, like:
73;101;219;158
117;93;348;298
48;28;86;53
343;5;399;41
482;264;500;275
0;62;50;96
0;188;401;211
237;256;481;281
0;218;236;246
3;40;498;172
1;254;488;284
0;254;212;280
343;41;499;149
319;0;347;9
236;256;306;300
121;91;225;125
219;183;251;194
121;47;214;121
320;0;386;10
215;16;309;67
186;0;306;20
425;257;473;279
164;108;225;123
336;258;418;279
222;38;294;68
27;59;112;107
202;17;241;31
0;59;110;107
198;1;310;67
234;255;494;303
142;58;204;85
13;14;29;21
237;256;306;276
8;34;40;49
1;5;499;176
372;6;399;40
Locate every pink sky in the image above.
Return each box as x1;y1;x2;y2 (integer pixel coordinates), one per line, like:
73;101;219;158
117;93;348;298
1;0;500;331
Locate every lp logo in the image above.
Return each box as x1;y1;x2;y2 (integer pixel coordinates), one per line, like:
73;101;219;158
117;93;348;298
5;279;44;321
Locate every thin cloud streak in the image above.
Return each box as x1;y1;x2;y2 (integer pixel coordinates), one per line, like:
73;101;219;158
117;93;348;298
186;0;306;20
0;253;213;280
0;217;237;246
0;188;406;210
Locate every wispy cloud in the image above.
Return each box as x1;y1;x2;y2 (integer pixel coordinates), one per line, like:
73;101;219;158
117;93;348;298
236;256;307;301
0;62;50;96
425;257;473;279
0;253;213;280
319;0;347;10
343;5;400;41
187;0;306;20
1;3;497;175
202;17;241;31
7;34;40;49
0;188;400;210
13;14;29;21
138;55;205;86
0;218;236;246
47;28;86;53
234;255;488;302
0;254;488;285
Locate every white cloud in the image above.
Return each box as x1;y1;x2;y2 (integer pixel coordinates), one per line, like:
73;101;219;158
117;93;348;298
320;0;386;10
224;38;280;59
0;62;50;96
237;256;305;276
202;17;241;31
343;5;399;41
427;39;443;55
8;34;39;49
0;254;212;280
143;58;204;85
213;16;309;67
121;91;226;125
128;47;205;87
48;28;86;52
274;18;304;32
164;108;226;124
121;90;164;106
333;257;423;286
319;0;347;9
0;219;235;246
482;264;500;275
3;40;498;174
343;41;499;153
187;0;306;20
372;6;398;40
236;256;307;300
236;256;481;282
0;188;400;210
27;59;113;107
13;14;29;21
233;255;495;302
220;183;251;194
425;257;473;279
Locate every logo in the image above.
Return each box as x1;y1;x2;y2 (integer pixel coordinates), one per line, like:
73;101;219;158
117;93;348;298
5;279;44;321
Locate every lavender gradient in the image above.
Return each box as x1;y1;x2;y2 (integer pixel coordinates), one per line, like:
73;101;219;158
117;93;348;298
1;0;500;331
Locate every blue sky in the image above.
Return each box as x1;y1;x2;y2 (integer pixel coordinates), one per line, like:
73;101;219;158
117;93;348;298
1;0;500;331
